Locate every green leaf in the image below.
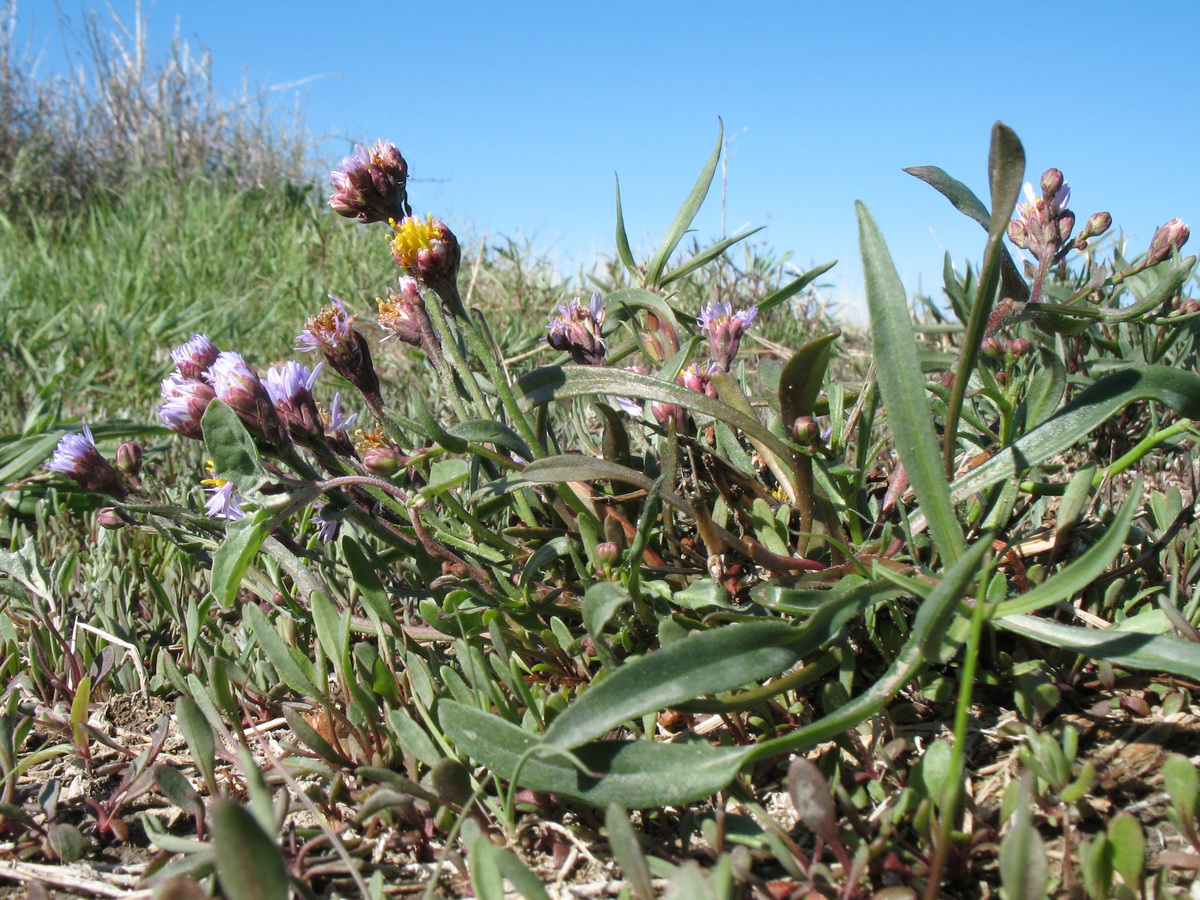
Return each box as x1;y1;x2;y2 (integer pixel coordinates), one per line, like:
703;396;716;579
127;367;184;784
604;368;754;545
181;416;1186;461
614;175;638;276
999;772;1049;900
341;537;398;628
211;799;290;900
440;701;748;807
993;483;1140;617
542;591;874;749
858;200;965;562
387;709;442;768
606;803;655;900
779;331;840;425
995;614;1200;680
645;120;723;287
201;400;268;495
903;166;991;228
952;366;1200;503
1104;254;1195;322
756;260;837;315
1107;811;1145;889
242;602;323;698
1163;754;1198;829
210;508;272;609
661;227;765;286
1023;346;1067;427
516;366;798;467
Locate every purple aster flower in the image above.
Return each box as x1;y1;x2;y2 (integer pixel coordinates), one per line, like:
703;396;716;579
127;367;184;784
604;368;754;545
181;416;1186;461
312;501;341;543
205;352;290;454
264;360;325;447
698;301;758;371
202;477;244;521
46;426;126;497
159;373;216;440
388;215;462;296
297;296;382;405
545;293;607;366
170;333;220;380
329;139;410;224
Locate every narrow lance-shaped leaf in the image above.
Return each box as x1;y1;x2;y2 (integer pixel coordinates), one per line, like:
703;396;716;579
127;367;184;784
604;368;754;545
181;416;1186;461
952;366;1200;502
645;119;723;287
858;200;965;562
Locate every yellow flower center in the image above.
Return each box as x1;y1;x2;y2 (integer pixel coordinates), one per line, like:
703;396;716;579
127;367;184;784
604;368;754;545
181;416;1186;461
388;215;436;268
201;459;229;489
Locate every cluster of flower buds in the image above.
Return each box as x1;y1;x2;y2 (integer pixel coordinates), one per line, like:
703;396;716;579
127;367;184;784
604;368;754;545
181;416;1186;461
698;300;758;371
981;336;1031;362
545;293;607;365
1007;169;1103;262
329;140;410;224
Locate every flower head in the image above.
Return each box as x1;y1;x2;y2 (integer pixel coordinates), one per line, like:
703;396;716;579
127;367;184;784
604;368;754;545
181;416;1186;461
377;277;430;347
545;293;607;366
46;426;126;497
202;463;245;521
265;360;326;447
170;333;220;380
329;140;409;224
388;215;461;290
159;373;216;440
311;501;341;543
205;352;290;454
698;300;758;371
297;296;382;404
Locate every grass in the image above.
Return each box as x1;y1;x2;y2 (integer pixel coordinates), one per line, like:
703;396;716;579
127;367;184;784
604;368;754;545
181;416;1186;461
3;7;1200;900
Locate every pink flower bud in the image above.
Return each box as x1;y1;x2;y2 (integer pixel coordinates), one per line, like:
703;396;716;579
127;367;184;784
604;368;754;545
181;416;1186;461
1040;168;1064;200
1147;217;1190;265
97;507;126;530
116;442;143;476
363;445;406;476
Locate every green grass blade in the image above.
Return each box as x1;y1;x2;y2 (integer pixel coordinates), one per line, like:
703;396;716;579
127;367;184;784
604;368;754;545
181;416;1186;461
614;174;638;276
857;200;964;562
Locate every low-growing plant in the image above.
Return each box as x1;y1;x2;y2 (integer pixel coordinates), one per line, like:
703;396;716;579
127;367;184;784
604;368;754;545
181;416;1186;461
6;117;1200;897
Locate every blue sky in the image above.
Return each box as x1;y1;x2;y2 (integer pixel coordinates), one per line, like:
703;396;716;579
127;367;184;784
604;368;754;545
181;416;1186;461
18;1;1200;314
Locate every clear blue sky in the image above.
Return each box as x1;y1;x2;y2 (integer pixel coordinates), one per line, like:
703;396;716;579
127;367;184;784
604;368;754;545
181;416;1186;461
18;1;1200;314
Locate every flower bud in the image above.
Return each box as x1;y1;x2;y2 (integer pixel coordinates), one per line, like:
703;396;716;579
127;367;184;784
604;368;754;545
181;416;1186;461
981;336;1006;360
651;400;686;432
1006;218;1028;250
1080;211;1112;241
1056;210;1076;243
296;297;383;406
678;362;717;398
97;507;125;530
545;294;607;366
205;352;291;454
698;301;758;371
1182;298;1200;316
1040;168;1064;202
1147;217;1190;265
170;334;220;380
595;541;621;568
46;426;126;497
363;445;406;476
115;441;143;476
792;415;821;445
1005;338;1031;360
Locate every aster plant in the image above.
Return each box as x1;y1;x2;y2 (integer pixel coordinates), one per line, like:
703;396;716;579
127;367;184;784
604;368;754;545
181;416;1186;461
29;121;1200;899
